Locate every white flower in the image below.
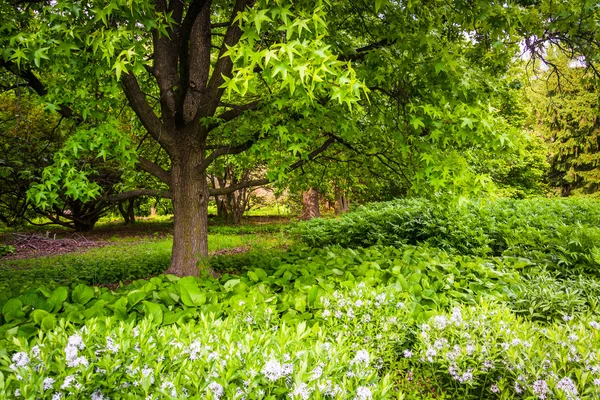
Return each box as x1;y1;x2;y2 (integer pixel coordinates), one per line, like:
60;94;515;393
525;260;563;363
61;376;76;390
290;382;312;400
403;349;413;358
490;384;500;393
555;377;578;399
52;393;63;400
450;308;463;325
105;337;119;353
352;350;370;366
67;334;85;350
533;379;549;399
262;360;292;381
14;389;21;397
43;377;56;391
322;309;331;318
91;390;105;400
354;386;372;400
11;352;30;368
425;348;437;362
31;345;41;358
311;365;323;380
594;378;600;386
589;321;600;329
433;315;449;330
208;382;224;399
563;315;573;321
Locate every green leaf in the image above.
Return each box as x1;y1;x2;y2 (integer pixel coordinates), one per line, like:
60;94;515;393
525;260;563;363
71;284;94;305
179;278;207;307
142;301;163;325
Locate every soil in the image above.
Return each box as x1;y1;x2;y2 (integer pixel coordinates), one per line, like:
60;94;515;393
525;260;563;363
2;233;110;260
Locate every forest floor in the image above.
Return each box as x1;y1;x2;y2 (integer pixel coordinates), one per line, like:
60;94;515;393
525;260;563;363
0;215;291;260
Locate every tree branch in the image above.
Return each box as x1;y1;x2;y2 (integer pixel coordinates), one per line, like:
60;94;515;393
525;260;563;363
208;100;260;130
338;39;396;62
136;156;171;185
122;73;175;154
209;137;336;196
103;189;172;202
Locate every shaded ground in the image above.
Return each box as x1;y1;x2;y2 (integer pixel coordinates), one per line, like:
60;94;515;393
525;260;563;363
0;215;290;260
3;233;110;260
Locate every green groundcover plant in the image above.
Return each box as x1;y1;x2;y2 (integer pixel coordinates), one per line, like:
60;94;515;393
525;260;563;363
295;198;600;275
0;245;520;346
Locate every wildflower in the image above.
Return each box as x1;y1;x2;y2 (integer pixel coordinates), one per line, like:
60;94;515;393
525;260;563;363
105;336;119;353
91;390;105;400
354;386;372;400
434;338;448;350
352;350;370;366
490;384;500;393
465;344;475;355
555;377;578;399
61;376;76;390
425;347;437;362
67;334;85;350
14;389;21;397
262;360;292;381
533;379;549;399
162;381;177;397
11;352;30;369
208;382;224;400
403;349;413;358
43;377;56;391
32;345;41;358
514;382;523;394
563;315;573;322
311;365;323;380
433;315;449;330
52;393;63;400
450;308;463;325
322;309;331;318
459;371;473;383
290;382;312;400
589;321;600;329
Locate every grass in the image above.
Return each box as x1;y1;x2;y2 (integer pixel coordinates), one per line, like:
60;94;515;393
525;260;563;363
0;231;291;298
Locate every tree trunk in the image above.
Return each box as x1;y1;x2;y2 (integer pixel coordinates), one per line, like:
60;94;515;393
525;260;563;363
334;186;349;215
167;158;210;277
302;188;320;220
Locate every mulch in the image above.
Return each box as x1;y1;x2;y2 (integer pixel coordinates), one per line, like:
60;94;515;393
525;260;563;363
2;233;110;260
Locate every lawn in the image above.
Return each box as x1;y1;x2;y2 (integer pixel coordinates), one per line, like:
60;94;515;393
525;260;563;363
1;198;600;399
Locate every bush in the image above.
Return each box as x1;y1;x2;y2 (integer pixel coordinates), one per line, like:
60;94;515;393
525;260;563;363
295;198;600;274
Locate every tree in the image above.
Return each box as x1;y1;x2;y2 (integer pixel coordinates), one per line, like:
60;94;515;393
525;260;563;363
526;51;600;196
2;0;599;276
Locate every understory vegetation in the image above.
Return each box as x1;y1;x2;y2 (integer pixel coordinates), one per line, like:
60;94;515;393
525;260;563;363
1;198;600;399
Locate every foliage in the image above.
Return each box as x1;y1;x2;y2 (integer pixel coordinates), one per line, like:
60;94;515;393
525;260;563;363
526;50;600;196
403;303;600;399
295;198;600;274
0;245;14;258
0;310;396;399
512;270;600;322
0;245;519;346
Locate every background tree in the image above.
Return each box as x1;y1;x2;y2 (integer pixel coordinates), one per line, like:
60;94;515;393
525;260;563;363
526;51;600;196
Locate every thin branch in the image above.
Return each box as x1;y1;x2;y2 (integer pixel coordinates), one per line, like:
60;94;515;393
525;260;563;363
136;156;171;185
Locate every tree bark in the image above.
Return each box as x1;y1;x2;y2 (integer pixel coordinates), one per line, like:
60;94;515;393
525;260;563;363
302;188;320;220
167;156;210;277
334;186;349;215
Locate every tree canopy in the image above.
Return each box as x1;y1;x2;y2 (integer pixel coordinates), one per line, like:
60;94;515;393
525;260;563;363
1;0;599;275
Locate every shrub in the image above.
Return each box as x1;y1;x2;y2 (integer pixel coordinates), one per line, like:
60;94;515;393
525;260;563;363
295;198;600;274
